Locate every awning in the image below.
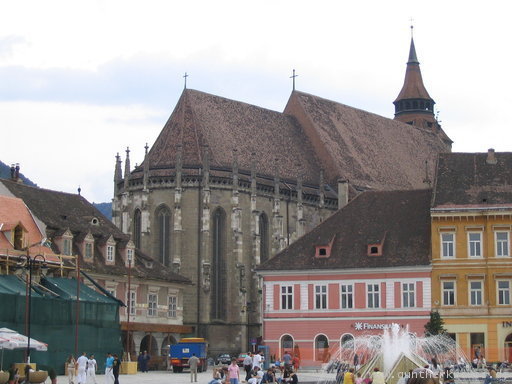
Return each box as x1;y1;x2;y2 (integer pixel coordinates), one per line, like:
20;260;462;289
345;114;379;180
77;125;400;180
41;276;119;304
0;275;43;297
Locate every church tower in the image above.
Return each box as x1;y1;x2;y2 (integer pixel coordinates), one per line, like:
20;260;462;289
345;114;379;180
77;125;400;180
393;29;440;131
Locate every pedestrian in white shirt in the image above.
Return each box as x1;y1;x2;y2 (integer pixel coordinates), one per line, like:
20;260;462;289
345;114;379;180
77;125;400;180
252;352;263;370
77;352;89;384
87;354;98;384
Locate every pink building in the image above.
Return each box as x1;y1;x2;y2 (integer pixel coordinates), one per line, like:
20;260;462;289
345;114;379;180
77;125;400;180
257;189;433;368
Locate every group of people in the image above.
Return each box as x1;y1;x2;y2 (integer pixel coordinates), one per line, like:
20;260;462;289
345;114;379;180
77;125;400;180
65;352;101;384
207;351;299;384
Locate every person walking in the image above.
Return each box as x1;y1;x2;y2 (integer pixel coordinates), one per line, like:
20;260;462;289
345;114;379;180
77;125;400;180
77;352;88;384
188;353;200;383
104;353;114;384
140;351;150;373
243;353;253;382
112;354;121;384
87;354;98;384
252;352;263;371
66;355;76;384
228;358;241;384
282;352;292;371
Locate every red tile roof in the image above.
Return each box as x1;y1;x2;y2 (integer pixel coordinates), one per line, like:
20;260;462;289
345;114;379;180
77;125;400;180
0;195;60;263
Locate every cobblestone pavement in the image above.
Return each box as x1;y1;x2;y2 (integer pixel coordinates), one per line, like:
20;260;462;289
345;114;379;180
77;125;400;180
53;369;512;384
54;370;336;384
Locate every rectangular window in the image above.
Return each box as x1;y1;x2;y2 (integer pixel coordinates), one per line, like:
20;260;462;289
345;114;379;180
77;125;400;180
497;281;511;305
280;285;293;310
63;238;71;256
402;282;415;308
127;290;135;315
315;285;327;309
85;242;93;258
469;281;483;306
442;281;455;306
496;232;510;257
441;233;455;258
107;245;114;262
168;295;177;318
148;293;157;316
468;232;482;258
341;284;353;309
367;283;380;308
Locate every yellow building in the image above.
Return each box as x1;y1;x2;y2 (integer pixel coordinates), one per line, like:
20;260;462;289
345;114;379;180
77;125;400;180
431;150;512;363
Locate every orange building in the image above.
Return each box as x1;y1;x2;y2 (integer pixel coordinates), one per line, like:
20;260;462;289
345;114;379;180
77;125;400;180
431;150;512;363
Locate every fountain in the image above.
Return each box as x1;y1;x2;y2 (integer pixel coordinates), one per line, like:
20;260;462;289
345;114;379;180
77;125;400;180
332;324;469;384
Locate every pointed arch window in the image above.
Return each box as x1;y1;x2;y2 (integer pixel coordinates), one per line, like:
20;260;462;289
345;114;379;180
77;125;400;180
133;209;142;249
260;212;269;264
211;207;227;321
156;205;171;266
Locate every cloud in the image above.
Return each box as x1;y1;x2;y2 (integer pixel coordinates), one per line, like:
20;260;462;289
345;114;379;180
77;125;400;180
0;35;26;57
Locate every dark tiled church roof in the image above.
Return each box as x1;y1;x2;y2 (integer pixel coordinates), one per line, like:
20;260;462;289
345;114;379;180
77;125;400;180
432;151;512;207
146;89;324;184
257;189;432;271
285;91;449;189
142;89;450;190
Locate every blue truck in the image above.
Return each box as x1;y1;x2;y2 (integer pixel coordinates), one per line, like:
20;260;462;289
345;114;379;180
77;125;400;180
169;337;208;373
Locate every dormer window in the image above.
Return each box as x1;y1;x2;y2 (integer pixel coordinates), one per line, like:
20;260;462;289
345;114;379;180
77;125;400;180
91;217;99;226
85;242;93;259
13;224;24;250
314;236;336;258
58;229;74;256
82;232;95;262
106;245;114;262
367;244;383;256
63;238;72;255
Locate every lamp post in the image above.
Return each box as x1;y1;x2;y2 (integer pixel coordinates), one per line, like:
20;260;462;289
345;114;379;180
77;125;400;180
18;253;47;364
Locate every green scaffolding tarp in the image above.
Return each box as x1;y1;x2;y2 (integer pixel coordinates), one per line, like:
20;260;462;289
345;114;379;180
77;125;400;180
0;275;122;374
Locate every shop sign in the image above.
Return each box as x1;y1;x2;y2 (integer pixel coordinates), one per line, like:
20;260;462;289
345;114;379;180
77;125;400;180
502;321;512;328
353;322;402;331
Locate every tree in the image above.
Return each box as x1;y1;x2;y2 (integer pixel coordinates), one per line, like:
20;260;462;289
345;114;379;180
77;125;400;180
424;310;447;336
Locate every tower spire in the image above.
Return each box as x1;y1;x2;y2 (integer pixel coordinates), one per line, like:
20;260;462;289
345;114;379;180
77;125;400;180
393;27;437;130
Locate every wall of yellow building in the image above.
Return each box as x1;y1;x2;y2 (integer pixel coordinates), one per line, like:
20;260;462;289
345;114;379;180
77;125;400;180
431;213;512;363
444;317;512;362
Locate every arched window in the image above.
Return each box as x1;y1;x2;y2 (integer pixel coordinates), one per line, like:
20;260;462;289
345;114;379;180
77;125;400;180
155;205;171;266
280;334;294;358
133;209;142;249
314;334;329;362
211;207;227;321
340;333;354;349
259;212;269;264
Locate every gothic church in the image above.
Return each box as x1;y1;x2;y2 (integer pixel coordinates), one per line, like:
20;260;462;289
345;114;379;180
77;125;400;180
112;36;451;355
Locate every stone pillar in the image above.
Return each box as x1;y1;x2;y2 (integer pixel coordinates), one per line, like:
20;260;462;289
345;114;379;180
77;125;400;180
172;145;183;273
296;173;306;238
200;146;211;321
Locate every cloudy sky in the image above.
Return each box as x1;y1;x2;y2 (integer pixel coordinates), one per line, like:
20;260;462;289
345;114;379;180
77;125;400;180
1;1;510;203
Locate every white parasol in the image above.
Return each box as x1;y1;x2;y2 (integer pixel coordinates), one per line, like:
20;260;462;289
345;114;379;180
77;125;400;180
0;328;47;370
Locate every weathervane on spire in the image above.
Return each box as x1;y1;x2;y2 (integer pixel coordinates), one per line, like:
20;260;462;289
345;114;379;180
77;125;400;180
183;72;189;89
290;69;298;91
410;18;414;38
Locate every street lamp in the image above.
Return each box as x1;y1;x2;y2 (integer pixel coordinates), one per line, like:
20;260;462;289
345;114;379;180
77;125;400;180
18;253;47;363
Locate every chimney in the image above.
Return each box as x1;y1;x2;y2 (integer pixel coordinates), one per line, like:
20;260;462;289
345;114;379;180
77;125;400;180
10;164;15;179
338;179;349;208
486;148;497;165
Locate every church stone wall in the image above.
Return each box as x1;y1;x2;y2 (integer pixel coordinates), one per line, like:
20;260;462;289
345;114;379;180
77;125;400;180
115;173;336;355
